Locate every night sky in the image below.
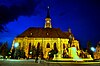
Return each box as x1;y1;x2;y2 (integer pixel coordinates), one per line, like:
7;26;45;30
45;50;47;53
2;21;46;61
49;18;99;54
0;0;100;48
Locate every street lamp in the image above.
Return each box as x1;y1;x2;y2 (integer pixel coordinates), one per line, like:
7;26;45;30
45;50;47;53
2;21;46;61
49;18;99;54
14;42;19;48
90;47;96;52
30;51;32;54
48;52;51;55
14;42;19;59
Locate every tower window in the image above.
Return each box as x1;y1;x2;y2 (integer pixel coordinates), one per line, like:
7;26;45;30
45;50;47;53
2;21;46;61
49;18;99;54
47;21;50;23
46;33;49;35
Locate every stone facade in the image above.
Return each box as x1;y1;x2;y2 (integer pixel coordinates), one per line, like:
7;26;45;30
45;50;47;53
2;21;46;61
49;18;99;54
94;45;100;59
10;37;69;58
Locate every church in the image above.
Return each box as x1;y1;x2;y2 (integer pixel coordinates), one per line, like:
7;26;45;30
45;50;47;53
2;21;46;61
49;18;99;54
10;7;80;59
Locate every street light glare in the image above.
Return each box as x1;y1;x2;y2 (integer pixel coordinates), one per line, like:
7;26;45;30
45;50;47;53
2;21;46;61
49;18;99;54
91;47;96;52
14;42;19;48
48;52;51;55
30;52;32;54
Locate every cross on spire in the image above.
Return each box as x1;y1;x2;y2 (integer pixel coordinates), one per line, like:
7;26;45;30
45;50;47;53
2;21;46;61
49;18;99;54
46;6;50;18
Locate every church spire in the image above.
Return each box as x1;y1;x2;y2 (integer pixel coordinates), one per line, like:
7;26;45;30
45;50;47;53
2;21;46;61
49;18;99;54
44;6;52;28
46;6;50;18
68;27;71;33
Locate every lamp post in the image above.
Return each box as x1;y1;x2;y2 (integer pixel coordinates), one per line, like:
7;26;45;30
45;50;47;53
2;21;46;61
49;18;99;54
29;51;32;59
14;42;19;59
90;47;96;58
8;52;11;58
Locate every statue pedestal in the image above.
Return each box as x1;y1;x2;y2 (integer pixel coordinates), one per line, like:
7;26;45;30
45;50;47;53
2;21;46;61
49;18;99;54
57;53;62;59
87;55;92;59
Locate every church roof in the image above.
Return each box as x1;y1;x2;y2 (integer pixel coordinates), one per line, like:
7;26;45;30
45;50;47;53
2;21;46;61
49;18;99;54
17;27;69;38
64;32;74;38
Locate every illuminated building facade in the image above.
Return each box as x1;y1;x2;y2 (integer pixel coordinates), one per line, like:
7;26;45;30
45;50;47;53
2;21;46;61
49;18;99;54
10;7;80;59
94;43;100;59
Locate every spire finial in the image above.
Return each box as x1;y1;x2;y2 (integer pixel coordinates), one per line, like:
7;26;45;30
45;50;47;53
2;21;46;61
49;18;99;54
48;6;49;9
46;6;50;18
44;6;52;28
68;27;71;33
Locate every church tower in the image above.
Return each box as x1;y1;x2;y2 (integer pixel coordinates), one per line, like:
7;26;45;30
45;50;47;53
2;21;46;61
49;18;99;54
44;6;52;28
68;28;71;33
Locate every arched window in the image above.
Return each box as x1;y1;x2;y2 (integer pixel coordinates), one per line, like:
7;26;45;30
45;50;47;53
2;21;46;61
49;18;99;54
54;43;57;50
47;43;50;48
63;44;65;49
54;43;56;46
29;43;31;48
54;43;58;53
37;42;40;48
28;43;31;54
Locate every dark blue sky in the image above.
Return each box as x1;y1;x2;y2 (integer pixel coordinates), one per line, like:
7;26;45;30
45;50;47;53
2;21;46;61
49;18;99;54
0;0;100;48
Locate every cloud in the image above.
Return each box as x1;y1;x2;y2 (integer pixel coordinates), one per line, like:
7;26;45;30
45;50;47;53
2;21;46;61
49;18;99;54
0;0;41;32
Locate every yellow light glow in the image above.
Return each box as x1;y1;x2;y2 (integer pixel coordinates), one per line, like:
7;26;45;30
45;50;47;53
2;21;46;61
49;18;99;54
47;21;50;23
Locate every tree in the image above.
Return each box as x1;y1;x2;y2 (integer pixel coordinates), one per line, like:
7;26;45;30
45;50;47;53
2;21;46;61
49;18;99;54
48;43;59;60
0;42;3;54
31;45;36;58
14;47;20;59
40;46;43;59
11;47;15;59
28;43;31;55
87;41;92;54
48;49;57;60
20;47;25;58
47;43;58;60
35;42;40;62
0;42;9;58
54;43;58;54
87;41;94;58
